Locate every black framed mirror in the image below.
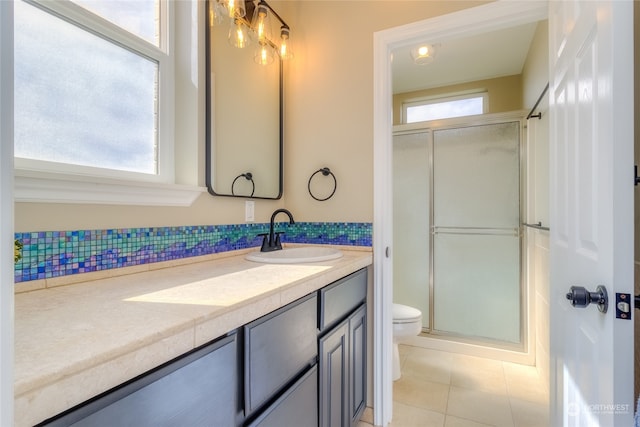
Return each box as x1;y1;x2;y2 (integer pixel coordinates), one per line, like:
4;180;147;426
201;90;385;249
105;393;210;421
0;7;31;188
205;0;283;199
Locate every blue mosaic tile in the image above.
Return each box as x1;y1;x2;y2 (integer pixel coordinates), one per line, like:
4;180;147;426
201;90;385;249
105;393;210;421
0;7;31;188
14;222;372;284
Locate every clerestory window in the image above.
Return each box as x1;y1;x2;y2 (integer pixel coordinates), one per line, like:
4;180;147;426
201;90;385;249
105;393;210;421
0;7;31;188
403;92;487;124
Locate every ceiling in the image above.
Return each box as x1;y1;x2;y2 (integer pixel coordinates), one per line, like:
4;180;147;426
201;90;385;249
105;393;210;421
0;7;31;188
392;22;541;95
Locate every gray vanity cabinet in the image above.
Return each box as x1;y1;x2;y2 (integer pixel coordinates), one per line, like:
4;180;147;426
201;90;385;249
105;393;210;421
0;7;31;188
318;268;367;427
40;332;241;427
39;268;367;427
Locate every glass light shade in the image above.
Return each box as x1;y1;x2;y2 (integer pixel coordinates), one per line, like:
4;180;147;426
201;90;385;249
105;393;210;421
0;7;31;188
210;0;226;26
410;44;437;65
229;18;250;48
279;27;293;60
251;3;272;44
225;0;246;18
254;42;275;65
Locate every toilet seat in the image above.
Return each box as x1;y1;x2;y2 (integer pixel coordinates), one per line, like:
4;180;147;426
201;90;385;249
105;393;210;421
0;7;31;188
393;303;421;324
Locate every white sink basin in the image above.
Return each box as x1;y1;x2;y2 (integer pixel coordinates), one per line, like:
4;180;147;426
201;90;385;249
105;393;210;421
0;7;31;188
245;246;343;264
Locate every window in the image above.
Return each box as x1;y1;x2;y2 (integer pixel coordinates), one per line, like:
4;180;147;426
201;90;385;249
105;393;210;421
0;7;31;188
403;92;487;124
14;0;173;182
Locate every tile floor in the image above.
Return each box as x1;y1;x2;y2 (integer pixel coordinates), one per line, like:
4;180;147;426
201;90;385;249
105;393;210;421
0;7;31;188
358;344;549;427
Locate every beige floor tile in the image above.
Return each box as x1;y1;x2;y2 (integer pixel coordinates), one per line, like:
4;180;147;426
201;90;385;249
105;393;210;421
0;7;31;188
444;415;494;427
447;386;514;427
509;397;550;427
389;401;446;427
399;344;415;357
450;354;508;395
401;347;454;385
502;362;548;405
398;344;413;374
394;375;450;413
356;422;374;427
360;406;375;424
389;348;550;427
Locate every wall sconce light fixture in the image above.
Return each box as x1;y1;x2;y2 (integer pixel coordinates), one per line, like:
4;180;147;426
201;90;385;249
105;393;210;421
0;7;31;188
212;0;293;65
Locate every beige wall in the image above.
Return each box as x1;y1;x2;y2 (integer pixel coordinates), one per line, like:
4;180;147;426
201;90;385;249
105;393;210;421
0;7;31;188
522;21;549;110
392;74;522;125
521;20;550;393
15;1;490;231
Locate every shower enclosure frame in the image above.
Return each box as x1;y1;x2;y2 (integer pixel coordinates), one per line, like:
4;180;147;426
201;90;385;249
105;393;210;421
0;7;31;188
393;110;529;354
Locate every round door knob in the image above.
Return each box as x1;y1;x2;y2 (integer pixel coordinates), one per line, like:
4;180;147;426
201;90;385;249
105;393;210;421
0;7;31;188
566;285;608;313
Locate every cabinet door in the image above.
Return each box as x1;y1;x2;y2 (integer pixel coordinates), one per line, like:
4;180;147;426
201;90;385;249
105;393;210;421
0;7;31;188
319;320;349;427
245;293;318;416
44;333;240;427
247;365;318;427
349;305;366;425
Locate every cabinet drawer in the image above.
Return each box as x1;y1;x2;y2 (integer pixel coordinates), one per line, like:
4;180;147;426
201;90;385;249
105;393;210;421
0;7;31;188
244;293;318;416
247;365;318;427
41;333;240;427
319;268;367;331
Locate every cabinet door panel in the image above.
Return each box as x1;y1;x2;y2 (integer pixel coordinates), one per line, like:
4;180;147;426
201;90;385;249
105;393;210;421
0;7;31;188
349;305;367;425
245;293;318;415
319;320;349;427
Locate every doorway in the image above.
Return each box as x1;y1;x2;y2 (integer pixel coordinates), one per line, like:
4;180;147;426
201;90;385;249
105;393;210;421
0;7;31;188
372;2;548;425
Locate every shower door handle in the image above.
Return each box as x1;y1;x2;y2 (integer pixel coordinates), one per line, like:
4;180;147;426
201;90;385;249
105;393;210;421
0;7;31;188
566;285;608;313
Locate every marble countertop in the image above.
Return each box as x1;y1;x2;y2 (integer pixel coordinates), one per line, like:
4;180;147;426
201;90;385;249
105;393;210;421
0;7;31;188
14;247;373;427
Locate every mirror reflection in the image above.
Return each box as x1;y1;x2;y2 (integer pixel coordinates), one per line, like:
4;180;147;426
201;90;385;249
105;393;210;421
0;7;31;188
205;0;283;199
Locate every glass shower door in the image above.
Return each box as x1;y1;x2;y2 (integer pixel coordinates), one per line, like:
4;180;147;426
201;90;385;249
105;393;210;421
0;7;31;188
432;122;521;343
393;131;430;328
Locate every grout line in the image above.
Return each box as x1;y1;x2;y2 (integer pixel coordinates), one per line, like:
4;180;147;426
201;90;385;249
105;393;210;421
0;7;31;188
502;361;517;427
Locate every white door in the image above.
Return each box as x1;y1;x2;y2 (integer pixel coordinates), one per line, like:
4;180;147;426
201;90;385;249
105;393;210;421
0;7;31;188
549;0;634;426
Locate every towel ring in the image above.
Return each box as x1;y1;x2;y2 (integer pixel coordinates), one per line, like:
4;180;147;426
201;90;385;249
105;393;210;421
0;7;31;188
231;172;255;197
308;167;337;201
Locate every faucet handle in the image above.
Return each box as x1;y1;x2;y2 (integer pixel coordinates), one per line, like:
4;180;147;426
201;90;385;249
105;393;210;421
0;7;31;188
274;232;284;249
257;233;269;251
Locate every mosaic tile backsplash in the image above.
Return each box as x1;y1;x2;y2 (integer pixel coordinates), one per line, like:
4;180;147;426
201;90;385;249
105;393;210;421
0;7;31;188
14;222;372;283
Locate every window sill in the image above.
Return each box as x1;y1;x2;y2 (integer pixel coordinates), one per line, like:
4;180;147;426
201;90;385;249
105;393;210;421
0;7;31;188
14;170;206;206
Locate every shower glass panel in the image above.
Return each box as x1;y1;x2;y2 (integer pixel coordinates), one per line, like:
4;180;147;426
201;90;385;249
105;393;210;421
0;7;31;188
393;131;430;328
432;122;521;343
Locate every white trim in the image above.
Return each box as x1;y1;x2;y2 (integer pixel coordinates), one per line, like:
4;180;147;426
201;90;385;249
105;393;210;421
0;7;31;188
15;170;205;206
0;1;14;424
372;28;394;427
26;0;166;56
373;2;547;425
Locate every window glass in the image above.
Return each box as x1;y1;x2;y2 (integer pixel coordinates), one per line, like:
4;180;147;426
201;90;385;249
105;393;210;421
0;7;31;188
14;0;159;175
405;95;485;124
71;0;160;46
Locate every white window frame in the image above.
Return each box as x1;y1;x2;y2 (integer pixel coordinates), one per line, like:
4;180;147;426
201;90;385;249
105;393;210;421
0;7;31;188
402;91;488;124
13;0;204;206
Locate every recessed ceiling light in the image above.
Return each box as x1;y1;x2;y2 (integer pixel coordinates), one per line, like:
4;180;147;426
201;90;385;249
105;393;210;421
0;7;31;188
410;44;438;65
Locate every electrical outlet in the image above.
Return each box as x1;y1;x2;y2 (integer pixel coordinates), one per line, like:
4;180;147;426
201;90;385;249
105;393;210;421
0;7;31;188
245;201;255;222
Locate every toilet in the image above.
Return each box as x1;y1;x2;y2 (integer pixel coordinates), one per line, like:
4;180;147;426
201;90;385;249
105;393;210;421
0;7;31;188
392;303;422;381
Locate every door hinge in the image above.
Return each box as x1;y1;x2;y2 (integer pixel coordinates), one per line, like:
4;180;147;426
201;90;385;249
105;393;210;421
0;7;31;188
635;165;640;186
